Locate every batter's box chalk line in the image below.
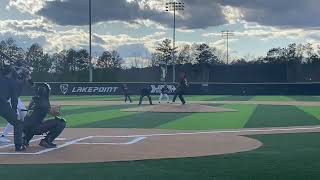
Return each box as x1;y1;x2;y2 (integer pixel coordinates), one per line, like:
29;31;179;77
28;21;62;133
0;136;147;155
75;136;146;145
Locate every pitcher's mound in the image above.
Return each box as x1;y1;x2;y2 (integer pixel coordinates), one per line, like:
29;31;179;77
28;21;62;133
122;104;237;113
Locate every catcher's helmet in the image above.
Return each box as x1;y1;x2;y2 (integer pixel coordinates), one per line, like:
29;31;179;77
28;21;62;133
13;66;32;80
36;83;51;98
1;64;14;76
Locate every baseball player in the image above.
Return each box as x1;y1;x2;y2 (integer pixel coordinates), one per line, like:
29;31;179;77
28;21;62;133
158;84;170;103
172;72;188;105
122;84;132;103
0;67;34;143
23;83;66;148
138;87;153;105
0;65;25;151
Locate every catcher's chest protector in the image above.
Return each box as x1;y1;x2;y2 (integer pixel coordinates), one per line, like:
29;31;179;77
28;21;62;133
26;97;50;123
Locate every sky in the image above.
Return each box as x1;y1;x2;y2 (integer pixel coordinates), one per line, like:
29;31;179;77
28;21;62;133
1;0;320;66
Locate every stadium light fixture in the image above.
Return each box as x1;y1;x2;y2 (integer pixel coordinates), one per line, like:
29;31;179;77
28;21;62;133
221;30;235;64
166;1;184;83
89;0;93;82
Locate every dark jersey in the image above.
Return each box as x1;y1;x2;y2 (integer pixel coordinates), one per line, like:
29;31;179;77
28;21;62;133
178;78;188;90
0;75;18;110
16;80;25;97
141;87;151;96
122;85;129;94
24;96;50;130
16;79;33;97
161;86;170;94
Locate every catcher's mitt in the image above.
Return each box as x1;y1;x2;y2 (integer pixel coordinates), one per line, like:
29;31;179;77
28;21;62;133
49;105;61;116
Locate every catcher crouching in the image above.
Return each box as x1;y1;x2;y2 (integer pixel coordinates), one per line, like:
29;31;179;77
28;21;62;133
23;83;66;148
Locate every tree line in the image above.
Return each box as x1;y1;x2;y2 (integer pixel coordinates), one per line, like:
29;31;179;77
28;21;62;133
152;39;320;66
0;38;123;73
1;37;320;73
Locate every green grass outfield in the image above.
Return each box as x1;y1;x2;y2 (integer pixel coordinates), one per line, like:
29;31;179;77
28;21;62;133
1;95;320;180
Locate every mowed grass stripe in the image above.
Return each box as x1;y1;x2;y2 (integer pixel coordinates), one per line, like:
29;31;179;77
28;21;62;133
65;109;138;128
186;95;226;101
211;96;254;101
61;105;135;116
77;111;191;128
251;96;294;101
290;96;320;102
0;118;7;127
245;105;320;128
158;104;257;130
297;106;320;120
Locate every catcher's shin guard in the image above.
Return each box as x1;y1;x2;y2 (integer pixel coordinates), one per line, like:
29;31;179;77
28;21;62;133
45;117;66;143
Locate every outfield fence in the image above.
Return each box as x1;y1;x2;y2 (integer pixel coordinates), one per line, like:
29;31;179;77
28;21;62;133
22;82;320;96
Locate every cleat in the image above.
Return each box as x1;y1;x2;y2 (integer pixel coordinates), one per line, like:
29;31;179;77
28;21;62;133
23;138;30;148
15;145;27;152
39;139;56;148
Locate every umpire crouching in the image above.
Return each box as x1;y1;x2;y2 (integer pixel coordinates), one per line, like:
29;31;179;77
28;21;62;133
23;83;66;148
0;65;25;151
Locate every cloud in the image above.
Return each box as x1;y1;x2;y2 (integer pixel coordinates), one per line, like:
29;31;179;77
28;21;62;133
8;0;320;30
7;0;46;14
202;23;311;41
1;18;55;33
9;0;227;29
116;43;151;58
218;0;320;28
122;56;151;68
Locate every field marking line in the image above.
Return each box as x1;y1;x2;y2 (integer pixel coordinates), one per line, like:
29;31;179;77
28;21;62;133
0;152;38;155
75;136;146;145
34;136;93;155
0;138;43;149
91;126;320;138
126;136;146;144
0;136;92;155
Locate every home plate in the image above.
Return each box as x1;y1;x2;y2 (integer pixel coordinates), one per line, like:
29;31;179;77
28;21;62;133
122;104;238;113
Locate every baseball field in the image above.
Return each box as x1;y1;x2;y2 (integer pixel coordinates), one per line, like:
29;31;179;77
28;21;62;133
1;95;320;180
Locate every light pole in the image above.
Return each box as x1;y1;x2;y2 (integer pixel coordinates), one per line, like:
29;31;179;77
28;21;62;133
166;1;184;83
89;0;93;82
221;30;234;64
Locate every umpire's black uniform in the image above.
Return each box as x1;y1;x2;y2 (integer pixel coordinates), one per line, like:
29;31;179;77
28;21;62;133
0;70;24;151
122;84;132;103
24;83;66;148
138;87;153;105
172;77;188;104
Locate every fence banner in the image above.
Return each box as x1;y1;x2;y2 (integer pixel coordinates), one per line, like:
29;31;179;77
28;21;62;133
22;82;320;96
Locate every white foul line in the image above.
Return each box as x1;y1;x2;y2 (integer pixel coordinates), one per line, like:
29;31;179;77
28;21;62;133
90;126;320;138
